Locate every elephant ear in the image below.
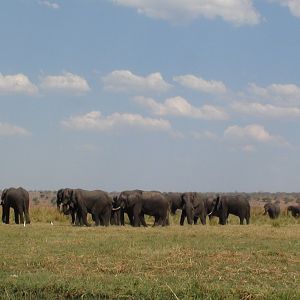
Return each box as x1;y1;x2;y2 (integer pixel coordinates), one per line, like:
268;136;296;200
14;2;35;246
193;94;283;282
1;189;8;201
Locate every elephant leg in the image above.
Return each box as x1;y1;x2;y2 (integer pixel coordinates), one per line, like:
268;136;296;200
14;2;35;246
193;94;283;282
114;211;120;225
239;217;244;225
110;211;116;225
161;214;168;226
102;211;110;227
81;211;90;227
110;213;114;225
128;211;136;226
153;216;160;226
194;216;198;224
120;209;125;225
24;209;30;224
4;206;10;224
180;210;186;226
165;213;170;226
100;216;105;226
93;214;100;226
139;213;147;227
19;209;25;224
200;214;206;225
157;217;164;226
71;211;76;224
159;215;167;227
73;212;80;225
14;209;20;224
1;206;5;223
218;216;226;225
133;208;140;227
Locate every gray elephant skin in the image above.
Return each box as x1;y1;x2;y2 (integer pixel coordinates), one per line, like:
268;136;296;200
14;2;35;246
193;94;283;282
61;189;113;226
287;205;300;218
117;190;169;227
263;203;280;219
1;187;31;224
209;194;250;225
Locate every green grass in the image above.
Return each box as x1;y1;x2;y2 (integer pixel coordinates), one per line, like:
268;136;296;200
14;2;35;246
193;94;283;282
0;207;299;299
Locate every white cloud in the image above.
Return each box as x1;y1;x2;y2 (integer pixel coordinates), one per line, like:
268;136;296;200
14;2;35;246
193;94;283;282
40;72;90;94
135;96;229;120
102;70;171;93
191;130;219;141
174;74;227;94
0;122;31;136
232;102;300;118
224;124;284;144
0;73;38;95
61;111;171;132
248;83;300;104
111;0;262;26
38;1;60;9
270;0;300;18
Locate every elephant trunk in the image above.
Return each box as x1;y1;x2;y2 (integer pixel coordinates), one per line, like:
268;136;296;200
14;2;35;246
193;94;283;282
185;203;194;225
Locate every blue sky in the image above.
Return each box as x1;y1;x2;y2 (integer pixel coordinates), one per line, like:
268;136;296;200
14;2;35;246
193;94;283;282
1;0;300;192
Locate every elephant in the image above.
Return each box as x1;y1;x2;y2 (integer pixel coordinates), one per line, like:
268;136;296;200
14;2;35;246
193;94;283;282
110;194;121;225
117;190;169;227
263;202;280;219
205;196;219;220
113;192;135;226
57;188;80;224
61;189;115;226
180;192;208;225
209;194;250;225
56;189;64;210
163;192;183;215
1;187;30;224
287;205;300;218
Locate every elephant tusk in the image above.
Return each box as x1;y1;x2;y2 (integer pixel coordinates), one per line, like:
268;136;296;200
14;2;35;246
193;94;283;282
112;206;121;211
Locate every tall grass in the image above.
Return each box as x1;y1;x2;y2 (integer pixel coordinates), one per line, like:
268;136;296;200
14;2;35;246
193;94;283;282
26;205;300;226
0;205;299;299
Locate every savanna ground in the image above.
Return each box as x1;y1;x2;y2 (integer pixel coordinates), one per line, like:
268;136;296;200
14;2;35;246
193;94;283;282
0;205;300;300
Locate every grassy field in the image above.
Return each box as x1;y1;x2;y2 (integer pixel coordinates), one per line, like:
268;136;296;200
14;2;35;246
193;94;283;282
0;207;299;299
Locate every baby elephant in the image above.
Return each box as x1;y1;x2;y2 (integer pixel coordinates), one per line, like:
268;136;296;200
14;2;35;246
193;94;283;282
263;203;280;219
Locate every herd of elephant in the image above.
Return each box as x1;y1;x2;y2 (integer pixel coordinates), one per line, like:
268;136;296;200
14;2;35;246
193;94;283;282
1;187;300;226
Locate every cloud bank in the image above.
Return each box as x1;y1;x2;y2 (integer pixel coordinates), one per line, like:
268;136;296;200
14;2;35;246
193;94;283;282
62;111;171;132
0;122;31;136
40;72;90;94
0;73;38;95
111;0;262;25
102;70;171;93
174;74;227;94
135;96;229;120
